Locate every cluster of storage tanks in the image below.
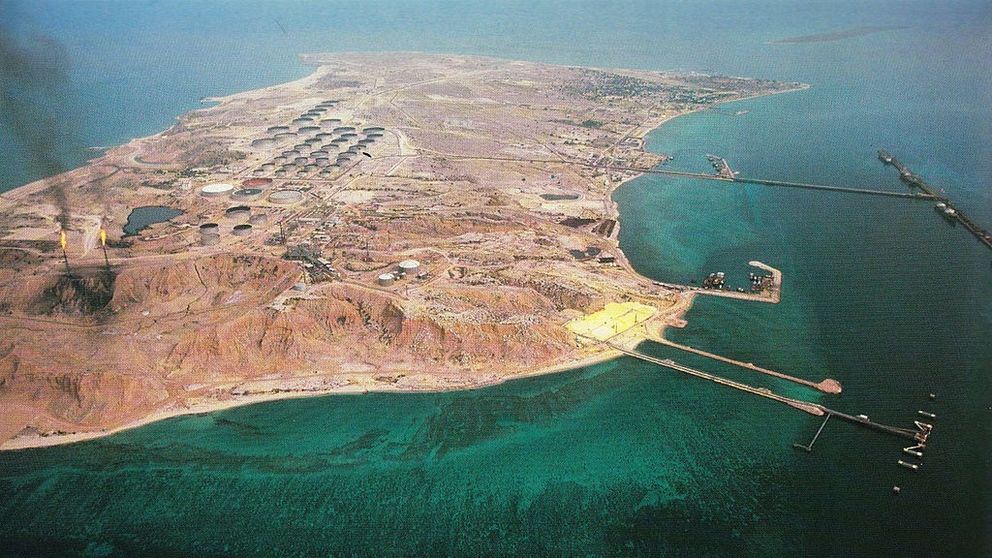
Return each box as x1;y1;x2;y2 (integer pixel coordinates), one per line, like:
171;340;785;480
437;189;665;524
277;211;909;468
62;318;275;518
199;177;303;206
197;203;259;244
247;101;384;179
377;259;423;286
196;178;299;246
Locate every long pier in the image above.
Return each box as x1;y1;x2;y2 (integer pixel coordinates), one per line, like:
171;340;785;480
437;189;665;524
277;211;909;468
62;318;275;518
609;152;990;250
879;150;992;250
646;334;842;394
610;343;928;443
732;176;935;199
608;343;825;415
599;163;936;199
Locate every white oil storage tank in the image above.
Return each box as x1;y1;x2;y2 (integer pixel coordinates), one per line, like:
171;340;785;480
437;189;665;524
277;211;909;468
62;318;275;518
201;183;234;197
398;259;421;276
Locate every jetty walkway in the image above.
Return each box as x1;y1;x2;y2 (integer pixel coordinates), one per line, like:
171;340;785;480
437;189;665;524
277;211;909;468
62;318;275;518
609;342;929;444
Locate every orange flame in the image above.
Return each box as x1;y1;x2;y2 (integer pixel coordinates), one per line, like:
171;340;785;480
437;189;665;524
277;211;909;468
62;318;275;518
59;230;67;251
100;229;107;247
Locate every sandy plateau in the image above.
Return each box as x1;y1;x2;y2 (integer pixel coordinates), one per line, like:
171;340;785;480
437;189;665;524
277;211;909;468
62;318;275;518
0;53;799;449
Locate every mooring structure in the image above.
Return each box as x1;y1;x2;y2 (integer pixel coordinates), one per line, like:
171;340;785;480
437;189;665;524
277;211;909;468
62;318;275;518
605;342;932;448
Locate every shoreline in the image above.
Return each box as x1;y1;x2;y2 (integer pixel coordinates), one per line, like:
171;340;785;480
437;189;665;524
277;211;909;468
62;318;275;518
0;347;629;452
0;65;808;453
604;83;808;285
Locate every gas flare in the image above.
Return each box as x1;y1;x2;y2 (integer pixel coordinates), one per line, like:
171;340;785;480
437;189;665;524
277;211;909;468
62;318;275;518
59;230;67;251
100;229;107;247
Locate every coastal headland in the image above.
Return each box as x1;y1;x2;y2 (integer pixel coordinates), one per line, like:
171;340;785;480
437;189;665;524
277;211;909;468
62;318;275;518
0;53;805;450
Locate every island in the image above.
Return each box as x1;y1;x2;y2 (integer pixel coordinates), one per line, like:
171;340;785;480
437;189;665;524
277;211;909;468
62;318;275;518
0;53;803;449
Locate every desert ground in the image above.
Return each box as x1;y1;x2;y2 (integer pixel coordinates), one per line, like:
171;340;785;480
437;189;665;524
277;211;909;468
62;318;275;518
0;53;798;449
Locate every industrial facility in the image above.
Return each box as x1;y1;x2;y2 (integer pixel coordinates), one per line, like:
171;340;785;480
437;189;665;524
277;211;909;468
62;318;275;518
201;183;234;197
182;103;393;270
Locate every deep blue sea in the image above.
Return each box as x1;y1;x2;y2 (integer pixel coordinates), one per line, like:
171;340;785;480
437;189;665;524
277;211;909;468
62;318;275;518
1;1;989;556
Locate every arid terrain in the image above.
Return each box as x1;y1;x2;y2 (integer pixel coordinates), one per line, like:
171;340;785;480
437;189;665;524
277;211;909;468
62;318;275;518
0;53;799;449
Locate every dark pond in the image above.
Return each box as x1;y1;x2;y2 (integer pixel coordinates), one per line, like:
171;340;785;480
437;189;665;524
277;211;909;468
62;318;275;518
122;206;182;236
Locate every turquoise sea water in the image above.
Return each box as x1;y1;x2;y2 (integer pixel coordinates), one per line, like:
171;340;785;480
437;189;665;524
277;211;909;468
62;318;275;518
1;1;990;556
